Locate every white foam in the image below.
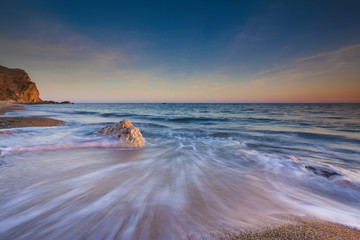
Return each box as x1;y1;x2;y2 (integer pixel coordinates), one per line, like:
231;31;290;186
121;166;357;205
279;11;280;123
1;139;132;155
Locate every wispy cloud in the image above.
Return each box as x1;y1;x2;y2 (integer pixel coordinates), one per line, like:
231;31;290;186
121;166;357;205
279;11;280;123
0;20;145;71
294;43;360;63
0;39;134;70
251;43;360;86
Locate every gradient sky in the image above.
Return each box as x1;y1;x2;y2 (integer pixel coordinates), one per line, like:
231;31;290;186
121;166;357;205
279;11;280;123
1;0;360;102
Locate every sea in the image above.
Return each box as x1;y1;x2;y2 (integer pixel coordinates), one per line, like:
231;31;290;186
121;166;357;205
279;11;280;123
0;103;360;239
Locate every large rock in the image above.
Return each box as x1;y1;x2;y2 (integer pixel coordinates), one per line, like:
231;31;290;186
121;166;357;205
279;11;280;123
98;119;145;147
0;65;42;102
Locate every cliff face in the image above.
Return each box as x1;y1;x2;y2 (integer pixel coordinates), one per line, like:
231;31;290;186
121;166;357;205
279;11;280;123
0;65;42;102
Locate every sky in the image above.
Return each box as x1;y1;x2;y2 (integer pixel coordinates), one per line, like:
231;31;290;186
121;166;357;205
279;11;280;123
1;0;360;103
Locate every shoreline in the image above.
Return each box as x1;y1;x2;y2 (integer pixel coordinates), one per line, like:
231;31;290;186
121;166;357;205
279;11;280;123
1;102;360;239
0;101;26;115
0;101;65;129
212;216;360;240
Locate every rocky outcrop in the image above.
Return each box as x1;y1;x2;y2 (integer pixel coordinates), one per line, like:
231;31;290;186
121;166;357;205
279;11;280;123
0;65;42;102
304;165;340;179
98;119;145;147
21;100;74;105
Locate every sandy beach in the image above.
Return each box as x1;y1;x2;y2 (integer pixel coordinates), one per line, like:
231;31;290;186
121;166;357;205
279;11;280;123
0;101;26;115
0;116;65;129
213;216;360;240
0;101;65;129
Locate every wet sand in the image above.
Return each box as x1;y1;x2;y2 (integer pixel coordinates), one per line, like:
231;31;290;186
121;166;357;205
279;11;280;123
0;116;65;129
0;101;65;129
0;101;26;115
212;216;360;240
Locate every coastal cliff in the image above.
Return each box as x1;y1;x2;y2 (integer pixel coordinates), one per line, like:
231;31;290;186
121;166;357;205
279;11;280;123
0;65;42;102
0;65;72;104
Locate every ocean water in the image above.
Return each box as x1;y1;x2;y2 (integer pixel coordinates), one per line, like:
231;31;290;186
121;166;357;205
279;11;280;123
0;103;360;239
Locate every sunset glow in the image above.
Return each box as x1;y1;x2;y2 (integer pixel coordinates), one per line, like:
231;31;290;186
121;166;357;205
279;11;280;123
1;1;359;102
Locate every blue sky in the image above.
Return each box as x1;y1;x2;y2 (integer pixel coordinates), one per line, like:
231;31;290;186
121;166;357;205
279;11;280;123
1;0;360;102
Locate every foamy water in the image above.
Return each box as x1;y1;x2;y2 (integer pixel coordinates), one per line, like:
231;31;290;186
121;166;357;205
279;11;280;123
0;103;360;239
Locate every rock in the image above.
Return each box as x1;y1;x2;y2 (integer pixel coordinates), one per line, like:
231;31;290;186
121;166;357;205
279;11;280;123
0;130;16;135
0;65;41;102
304;165;340;179
336;179;360;191
0;65;73;104
98;119;145;147
23;100;74;105
59;101;74;104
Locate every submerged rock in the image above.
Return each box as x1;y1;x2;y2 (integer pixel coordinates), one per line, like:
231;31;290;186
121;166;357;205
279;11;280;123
336;179;360;191
304;165;340;179
0;130;16;135
98;119;145;147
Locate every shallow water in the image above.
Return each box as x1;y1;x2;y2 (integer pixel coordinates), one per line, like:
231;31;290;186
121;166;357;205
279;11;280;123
1;103;360;239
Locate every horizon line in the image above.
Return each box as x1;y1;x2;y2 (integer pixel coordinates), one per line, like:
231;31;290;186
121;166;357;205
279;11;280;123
71;101;360;104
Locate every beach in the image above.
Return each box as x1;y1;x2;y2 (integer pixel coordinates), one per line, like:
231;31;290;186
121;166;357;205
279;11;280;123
1;103;360;239
0;101;25;115
213;216;360;240
0;101;65;129
2;0;360;238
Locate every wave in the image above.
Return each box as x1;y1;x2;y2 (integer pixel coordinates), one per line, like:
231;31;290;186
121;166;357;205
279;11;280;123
146;116;232;123
100;113;150;118
244;117;277;122
237;149;360;193
136;122;169;129
148;117;166;121
74;110;99;115
32;109;100;116
1;139;137;155
208;132;232;138
100;113;121;118
293;131;360;143
168;117;230;123
1;139;360;239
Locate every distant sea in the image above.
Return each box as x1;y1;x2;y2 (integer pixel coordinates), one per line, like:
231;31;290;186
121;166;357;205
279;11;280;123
1;103;360;239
